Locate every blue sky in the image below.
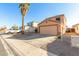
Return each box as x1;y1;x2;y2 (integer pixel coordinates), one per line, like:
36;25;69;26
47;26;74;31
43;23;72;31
0;3;79;28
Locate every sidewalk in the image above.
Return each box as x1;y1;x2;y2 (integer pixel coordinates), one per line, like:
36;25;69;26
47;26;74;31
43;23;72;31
0;37;8;56
1;35;57;56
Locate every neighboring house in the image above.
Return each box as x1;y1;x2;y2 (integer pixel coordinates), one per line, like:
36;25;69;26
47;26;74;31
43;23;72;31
24;21;38;32
0;27;7;34
27;21;38;28
38;14;67;35
66;28;71;33
25;25;36;32
66;28;75;33
72;23;79;34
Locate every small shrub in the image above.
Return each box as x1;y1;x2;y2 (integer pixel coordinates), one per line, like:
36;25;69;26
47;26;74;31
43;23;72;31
57;35;61;39
35;29;38;33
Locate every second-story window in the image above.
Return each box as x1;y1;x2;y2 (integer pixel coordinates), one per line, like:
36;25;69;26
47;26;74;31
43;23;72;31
56;17;61;23
56;17;60;21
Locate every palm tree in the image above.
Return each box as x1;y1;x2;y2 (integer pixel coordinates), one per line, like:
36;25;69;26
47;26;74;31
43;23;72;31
19;3;30;34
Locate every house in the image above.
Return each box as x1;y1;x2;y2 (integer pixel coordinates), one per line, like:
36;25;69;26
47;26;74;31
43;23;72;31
18;22;38;33
24;22;38;32
0;26;7;34
38;14;67;35
25;25;36;32
27;21;38;28
66;27;75;33
72;23;79;34
66;28;71;33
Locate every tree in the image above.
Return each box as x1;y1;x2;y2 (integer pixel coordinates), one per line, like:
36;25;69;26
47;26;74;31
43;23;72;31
27;21;34;26
19;3;30;34
11;25;19;30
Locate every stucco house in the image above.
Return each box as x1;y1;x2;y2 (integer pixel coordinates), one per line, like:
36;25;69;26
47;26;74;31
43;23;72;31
27;21;38;28
66;27;75;33
25;25;36;32
38;14;67;35
24;22;38;32
0;26;7;34
72;23;79;34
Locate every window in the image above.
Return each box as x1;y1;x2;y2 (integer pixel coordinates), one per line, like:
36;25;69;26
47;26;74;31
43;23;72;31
56;17;60;23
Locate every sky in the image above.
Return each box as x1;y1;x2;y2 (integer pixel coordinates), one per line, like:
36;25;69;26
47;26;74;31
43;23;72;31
0;3;79;28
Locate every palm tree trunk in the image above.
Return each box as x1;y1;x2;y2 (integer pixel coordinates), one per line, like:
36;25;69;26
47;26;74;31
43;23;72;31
22;15;24;34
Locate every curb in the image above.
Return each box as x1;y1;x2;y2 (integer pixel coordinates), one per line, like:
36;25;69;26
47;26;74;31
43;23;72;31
0;35;24;56
0;35;14;56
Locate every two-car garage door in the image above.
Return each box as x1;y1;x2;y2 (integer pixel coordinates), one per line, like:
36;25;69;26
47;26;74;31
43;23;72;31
39;26;58;35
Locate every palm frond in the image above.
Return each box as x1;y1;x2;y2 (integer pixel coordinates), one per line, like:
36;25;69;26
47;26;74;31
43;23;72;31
19;4;23;8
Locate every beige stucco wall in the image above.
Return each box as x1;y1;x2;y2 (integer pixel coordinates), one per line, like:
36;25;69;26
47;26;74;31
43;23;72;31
74;25;79;34
32;22;38;28
59;15;67;34
0;28;7;33
59;25;66;34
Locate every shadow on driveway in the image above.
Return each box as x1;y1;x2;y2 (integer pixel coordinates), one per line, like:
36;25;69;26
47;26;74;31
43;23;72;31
47;36;79;56
6;33;56;40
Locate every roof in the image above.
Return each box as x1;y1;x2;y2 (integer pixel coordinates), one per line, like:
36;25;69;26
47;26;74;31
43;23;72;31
38;14;65;25
72;23;79;27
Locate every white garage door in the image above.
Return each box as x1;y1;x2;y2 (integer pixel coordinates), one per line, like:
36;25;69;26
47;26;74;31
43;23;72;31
40;26;57;35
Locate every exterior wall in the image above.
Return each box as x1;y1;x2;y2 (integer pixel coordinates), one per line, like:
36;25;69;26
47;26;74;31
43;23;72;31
52;15;67;35
25;26;30;32
57;25;61;35
58;24;66;35
32;22;38;28
74;25;79;34
59;15;67;34
62;25;66;34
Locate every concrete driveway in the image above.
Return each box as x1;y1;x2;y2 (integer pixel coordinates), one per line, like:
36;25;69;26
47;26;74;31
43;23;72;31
2;33;57;48
1;33;57;56
2;33;79;56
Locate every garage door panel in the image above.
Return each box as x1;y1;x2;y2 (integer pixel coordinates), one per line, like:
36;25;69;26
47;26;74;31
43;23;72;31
40;26;57;35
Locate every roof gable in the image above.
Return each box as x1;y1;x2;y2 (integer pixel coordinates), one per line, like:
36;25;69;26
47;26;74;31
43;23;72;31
38;14;65;25
38;19;58;26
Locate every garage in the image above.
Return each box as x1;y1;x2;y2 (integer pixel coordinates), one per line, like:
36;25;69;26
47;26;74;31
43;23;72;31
39;26;58;35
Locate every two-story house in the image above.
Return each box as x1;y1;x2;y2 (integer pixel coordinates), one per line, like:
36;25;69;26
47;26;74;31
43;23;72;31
38;14;67;35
